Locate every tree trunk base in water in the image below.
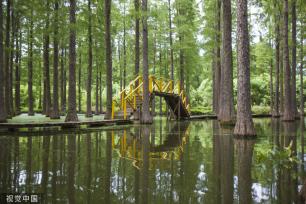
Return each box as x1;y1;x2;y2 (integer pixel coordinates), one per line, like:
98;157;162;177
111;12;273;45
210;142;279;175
234;120;256;136
65;112;78;122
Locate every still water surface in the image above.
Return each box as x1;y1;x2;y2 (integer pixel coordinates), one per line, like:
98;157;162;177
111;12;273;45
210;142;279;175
0;118;305;203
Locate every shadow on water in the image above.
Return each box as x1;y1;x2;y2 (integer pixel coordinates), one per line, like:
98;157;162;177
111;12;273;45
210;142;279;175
0;118;305;203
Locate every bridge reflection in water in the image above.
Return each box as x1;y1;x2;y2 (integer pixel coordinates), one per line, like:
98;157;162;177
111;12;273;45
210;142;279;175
0;118;304;203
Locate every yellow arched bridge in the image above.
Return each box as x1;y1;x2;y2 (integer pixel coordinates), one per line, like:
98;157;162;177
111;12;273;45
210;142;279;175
112;75;191;120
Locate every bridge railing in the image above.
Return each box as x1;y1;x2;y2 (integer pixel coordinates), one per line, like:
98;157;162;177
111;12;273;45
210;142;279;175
112;75;190;119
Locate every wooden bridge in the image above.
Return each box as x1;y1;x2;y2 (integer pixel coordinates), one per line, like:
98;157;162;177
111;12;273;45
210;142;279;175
112;75;191;120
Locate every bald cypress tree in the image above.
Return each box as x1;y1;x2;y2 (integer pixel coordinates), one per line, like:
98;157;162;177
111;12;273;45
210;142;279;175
218;0;235;124
86;0;93;117
141;0;152;124
104;0;112;119
0;0;6;122
282;0;294;121
234;0;256;136
51;0;60;119
65;0;78;122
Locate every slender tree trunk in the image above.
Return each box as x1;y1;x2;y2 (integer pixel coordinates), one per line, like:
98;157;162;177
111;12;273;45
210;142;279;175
0;0;6;122
104;0;112;119
44;0;51;117
118;38;122;91
9;2;14;116
60;46;66;115
141;0;152;124
134;0;140;78
78;52;82;113
28;7;34;116
14;20;20;115
234;0;256;136
282;0;294;121
51;0;60;119
213;0;221;114
273;17;280;117
300;20;304;117
218;0;235;124
99;71;103;113
86;0;93;117
291;0;298;117
168;0;174;82
123;1;126;89
5;0;11;118
270;58;274;114
95;68;99;115
280;37;284;114
65;0;78;122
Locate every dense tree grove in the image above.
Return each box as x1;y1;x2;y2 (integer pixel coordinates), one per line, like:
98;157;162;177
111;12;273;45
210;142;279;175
0;0;305;134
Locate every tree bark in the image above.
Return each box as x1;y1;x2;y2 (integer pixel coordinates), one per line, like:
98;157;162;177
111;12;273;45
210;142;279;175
104;0;112;120
4;0;11;118
273;15;280;117
300;20;304;117
0;0;6;122
43;0;51;117
141;0;152;124
51;0;60;119
86;0;93;117
78;51;82;113
234;0;256;136
28;7;34;116
168;0;174;82
60;46;66;115
14;20;21;115
99;71;103;113
9;1;14;116
65;0;78;122
218;0;235;124
213;0;221;115
123;1;126;89
282;0;294;121
280;34;284;114
291;0;298;118
134;0;140;78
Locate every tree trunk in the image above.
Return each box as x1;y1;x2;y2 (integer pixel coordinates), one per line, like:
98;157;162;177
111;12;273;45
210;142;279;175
123;1;126;89
273;16;280;117
270;58;274;114
99;71;103;113
104;0;112;120
43;0;51;117
9;2;14;116
213;0;221;114
65;0;78;122
291;0;298;118
280;36;284;114
218;0;235;124
14;20;21;115
5;0;11;118
78;51;82;113
28;7;34;116
282;0;294;121
86;0;93;117
95;69;99;115
300;20;304;117
51;0;60;119
141;0;152;124
60;46;66;115
134;0;140;78
234;0;256;136
0;0;6;122
168;0;174;82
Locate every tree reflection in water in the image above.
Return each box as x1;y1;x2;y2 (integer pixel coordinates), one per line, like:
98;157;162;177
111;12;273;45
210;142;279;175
0;118;304;203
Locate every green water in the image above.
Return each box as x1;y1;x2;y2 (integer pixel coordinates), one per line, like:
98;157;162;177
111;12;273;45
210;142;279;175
0;117;305;203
